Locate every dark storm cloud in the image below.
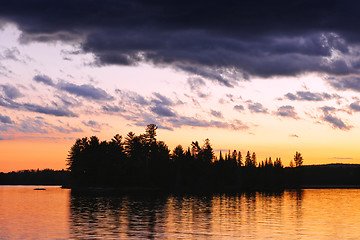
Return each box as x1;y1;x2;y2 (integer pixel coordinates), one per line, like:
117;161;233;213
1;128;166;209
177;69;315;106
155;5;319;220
0;84;23;99
3;0;360;83
33;75;55;86
284;91;340;101
275;105;298;119
247;101;268;114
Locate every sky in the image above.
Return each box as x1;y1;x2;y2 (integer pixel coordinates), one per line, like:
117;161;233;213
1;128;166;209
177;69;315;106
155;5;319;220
1;0;360;172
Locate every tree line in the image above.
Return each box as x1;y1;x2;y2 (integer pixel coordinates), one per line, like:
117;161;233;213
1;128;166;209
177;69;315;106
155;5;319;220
0;169;69;185
67;124;305;191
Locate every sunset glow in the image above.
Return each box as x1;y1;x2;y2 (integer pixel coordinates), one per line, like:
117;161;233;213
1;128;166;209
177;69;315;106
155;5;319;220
1;2;360;172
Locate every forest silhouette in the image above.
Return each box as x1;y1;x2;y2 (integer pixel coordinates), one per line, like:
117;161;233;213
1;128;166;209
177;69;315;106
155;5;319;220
65;124;318;192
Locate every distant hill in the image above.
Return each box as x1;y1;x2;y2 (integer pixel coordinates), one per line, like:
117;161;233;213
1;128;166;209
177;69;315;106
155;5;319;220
303;163;360;168
300;164;360;187
0;169;69;185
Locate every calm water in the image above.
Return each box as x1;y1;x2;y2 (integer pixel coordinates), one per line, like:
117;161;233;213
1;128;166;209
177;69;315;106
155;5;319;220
1;186;360;239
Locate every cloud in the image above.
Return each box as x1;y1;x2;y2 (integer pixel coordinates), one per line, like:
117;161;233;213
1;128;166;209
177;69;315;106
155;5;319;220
55;94;81;107
0;47;21;61
113;89;251;131
0;47;31;64
3;1;360;84
0;63;12;77
177;65;239;87
327;76;360;92
150;105;176;117
188;77;206;89
0;84;23;99
329;157;353;160
52;125;82;134
33;75;55;86
0;135;12;140
349;101;360;112
0;114;13;124
0;96;77;117
58;81;114;101
102;104;125;113
322;114;351;130
317;106;352;130
148;92;183;117
33;74;114;101
247;101;268;114
187;77;210;98
275;105;298;119
17;118;48;133
82;120;102;130
18;119;82;134
0;117;83;135
210;110;223;118
22;103;77;117
168;116;249;130
231;120;250;130
234;105;244;112
284;91;339;101
320;106;337;114
289;134;299;138
114;89;179;118
151;92;174;106
116;89;150;106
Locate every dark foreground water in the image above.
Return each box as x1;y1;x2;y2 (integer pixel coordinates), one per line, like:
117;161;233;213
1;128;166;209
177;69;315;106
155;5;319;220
1;186;360;239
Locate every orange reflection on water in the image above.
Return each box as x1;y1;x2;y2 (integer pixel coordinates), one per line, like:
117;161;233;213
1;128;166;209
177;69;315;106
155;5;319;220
163;190;360;239
2;187;360;239
0;186;70;239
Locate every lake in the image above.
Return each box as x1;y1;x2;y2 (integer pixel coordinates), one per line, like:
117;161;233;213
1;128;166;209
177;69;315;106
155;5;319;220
1;186;360;239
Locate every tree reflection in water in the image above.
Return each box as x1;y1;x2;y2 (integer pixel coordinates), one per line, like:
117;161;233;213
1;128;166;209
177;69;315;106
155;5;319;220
69;191;307;239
